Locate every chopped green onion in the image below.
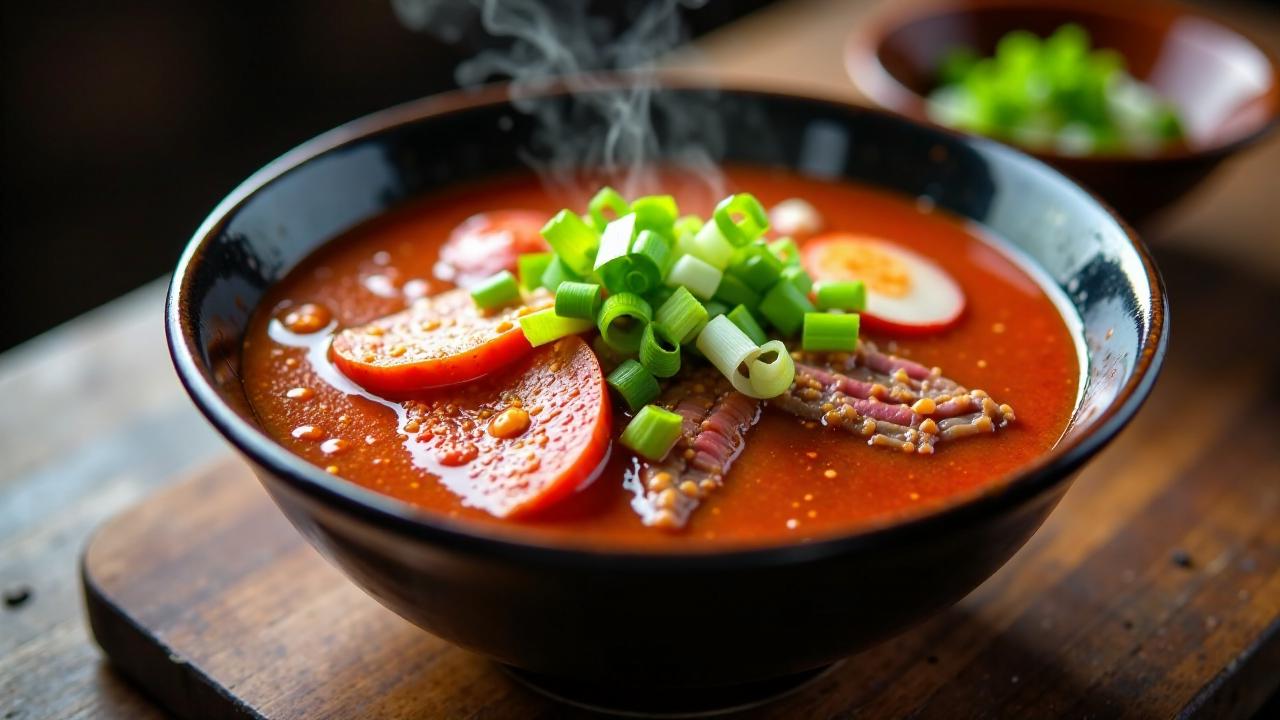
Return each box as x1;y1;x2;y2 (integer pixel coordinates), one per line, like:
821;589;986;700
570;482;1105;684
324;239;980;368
607;359;661;413
673;214;704;240
713;193;769;246
768;237;801;267
594;213;635;270
518;308;594;347
619;404;683;461
554;281;602;319
540;256;580;293
470;270;520;309
703;300;729;318
759;280;816;335
665;254;722;300
647;284;675;309
728;245;783;292
631;195;678;236
741;340;795;398
679;221;736;269
802;312;861;352
517;252;554;291
814;280;867;312
713;273;760;310
587;187;630;232
597;292;652;354
655;286;709;344
781;265;813;296
592;333;633;365
639;323;681;378
626;229;671;296
727;304;768;345
541;210;599;276
696;315;759;386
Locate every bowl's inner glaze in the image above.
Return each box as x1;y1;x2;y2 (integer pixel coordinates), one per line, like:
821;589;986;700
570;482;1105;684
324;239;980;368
871;2;1278;150
177;87;1158;521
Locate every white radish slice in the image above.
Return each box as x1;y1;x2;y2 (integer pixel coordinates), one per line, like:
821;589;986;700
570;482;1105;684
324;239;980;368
801;233;965;335
768;198;823;240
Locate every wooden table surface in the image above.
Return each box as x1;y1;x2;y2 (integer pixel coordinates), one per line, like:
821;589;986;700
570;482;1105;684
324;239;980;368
3;0;1278;717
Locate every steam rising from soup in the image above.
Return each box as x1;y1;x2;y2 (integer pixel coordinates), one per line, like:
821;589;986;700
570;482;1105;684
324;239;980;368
392;0;726;199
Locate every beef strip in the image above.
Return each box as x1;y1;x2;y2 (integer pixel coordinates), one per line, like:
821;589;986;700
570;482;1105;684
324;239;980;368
771;341;1016;455
625;371;761;530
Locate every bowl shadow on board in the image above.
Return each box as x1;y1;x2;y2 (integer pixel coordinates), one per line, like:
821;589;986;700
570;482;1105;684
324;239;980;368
166;82;1167;698
846;0;1280;226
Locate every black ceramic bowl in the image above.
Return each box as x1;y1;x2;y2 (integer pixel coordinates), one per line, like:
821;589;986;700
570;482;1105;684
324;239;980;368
167;82;1166;704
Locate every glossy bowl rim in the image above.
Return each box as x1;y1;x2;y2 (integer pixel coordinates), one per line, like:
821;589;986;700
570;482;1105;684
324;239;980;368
166;79;1169;568
844;0;1280;165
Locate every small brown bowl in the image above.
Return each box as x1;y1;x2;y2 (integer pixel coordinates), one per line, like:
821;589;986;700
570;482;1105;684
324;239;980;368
846;0;1280;225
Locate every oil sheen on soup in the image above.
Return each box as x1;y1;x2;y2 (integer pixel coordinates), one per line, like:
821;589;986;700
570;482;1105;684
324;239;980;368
241;167;1080;550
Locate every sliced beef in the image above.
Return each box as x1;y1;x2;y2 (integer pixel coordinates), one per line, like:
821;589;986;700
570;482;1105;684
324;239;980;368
625;371;761;530
772;341;1016;455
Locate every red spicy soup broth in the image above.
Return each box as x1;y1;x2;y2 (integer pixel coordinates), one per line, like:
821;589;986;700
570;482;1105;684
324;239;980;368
241;166;1080;550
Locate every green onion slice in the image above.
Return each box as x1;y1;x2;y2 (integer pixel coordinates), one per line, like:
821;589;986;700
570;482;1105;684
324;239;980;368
518;308;594;347
713;193;769;246
673;214;704;240
631;195;678;236
664;254;722;301
814;280;867;312
768;237;801;267
678;221;735;270
594;213;636;272
619;404;684;461
594;213;638;293
655;286;709;344
727;304;768;345
639;323;681;378
470;270;520;310
625;229;671;296
540;256;580;293
802;312;860;352
730;246;784;292
541;209;599;276
713;273;760;311
781;265;813;296
696;315;759;386
553;281;602;319
607;359;661;413
741;340;795;398
759;280;816;335
517;252;554;291
597;292;652;354
587;187;630;232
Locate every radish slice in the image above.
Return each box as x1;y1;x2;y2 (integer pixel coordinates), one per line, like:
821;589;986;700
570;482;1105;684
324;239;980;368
802;233;965;335
769;198;823;240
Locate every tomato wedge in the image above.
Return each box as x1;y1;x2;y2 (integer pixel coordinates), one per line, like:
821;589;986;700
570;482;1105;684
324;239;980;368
406;336;612;518
802;233;966;335
435;210;549;288
331;288;550;393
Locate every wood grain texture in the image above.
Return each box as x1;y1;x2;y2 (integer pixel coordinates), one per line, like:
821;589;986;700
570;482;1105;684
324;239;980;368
3;0;1279;717
80;243;1280;718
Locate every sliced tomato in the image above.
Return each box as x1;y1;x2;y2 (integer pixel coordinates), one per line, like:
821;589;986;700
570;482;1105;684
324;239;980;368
331;288;551;393
408;336;612;518
802;233;966;335
436;210;549;288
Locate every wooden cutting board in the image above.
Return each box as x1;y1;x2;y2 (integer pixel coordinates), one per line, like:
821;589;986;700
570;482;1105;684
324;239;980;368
82;250;1280;718
84;426;1278;719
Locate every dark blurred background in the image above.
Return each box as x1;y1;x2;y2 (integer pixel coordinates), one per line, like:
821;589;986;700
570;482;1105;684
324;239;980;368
0;0;770;351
